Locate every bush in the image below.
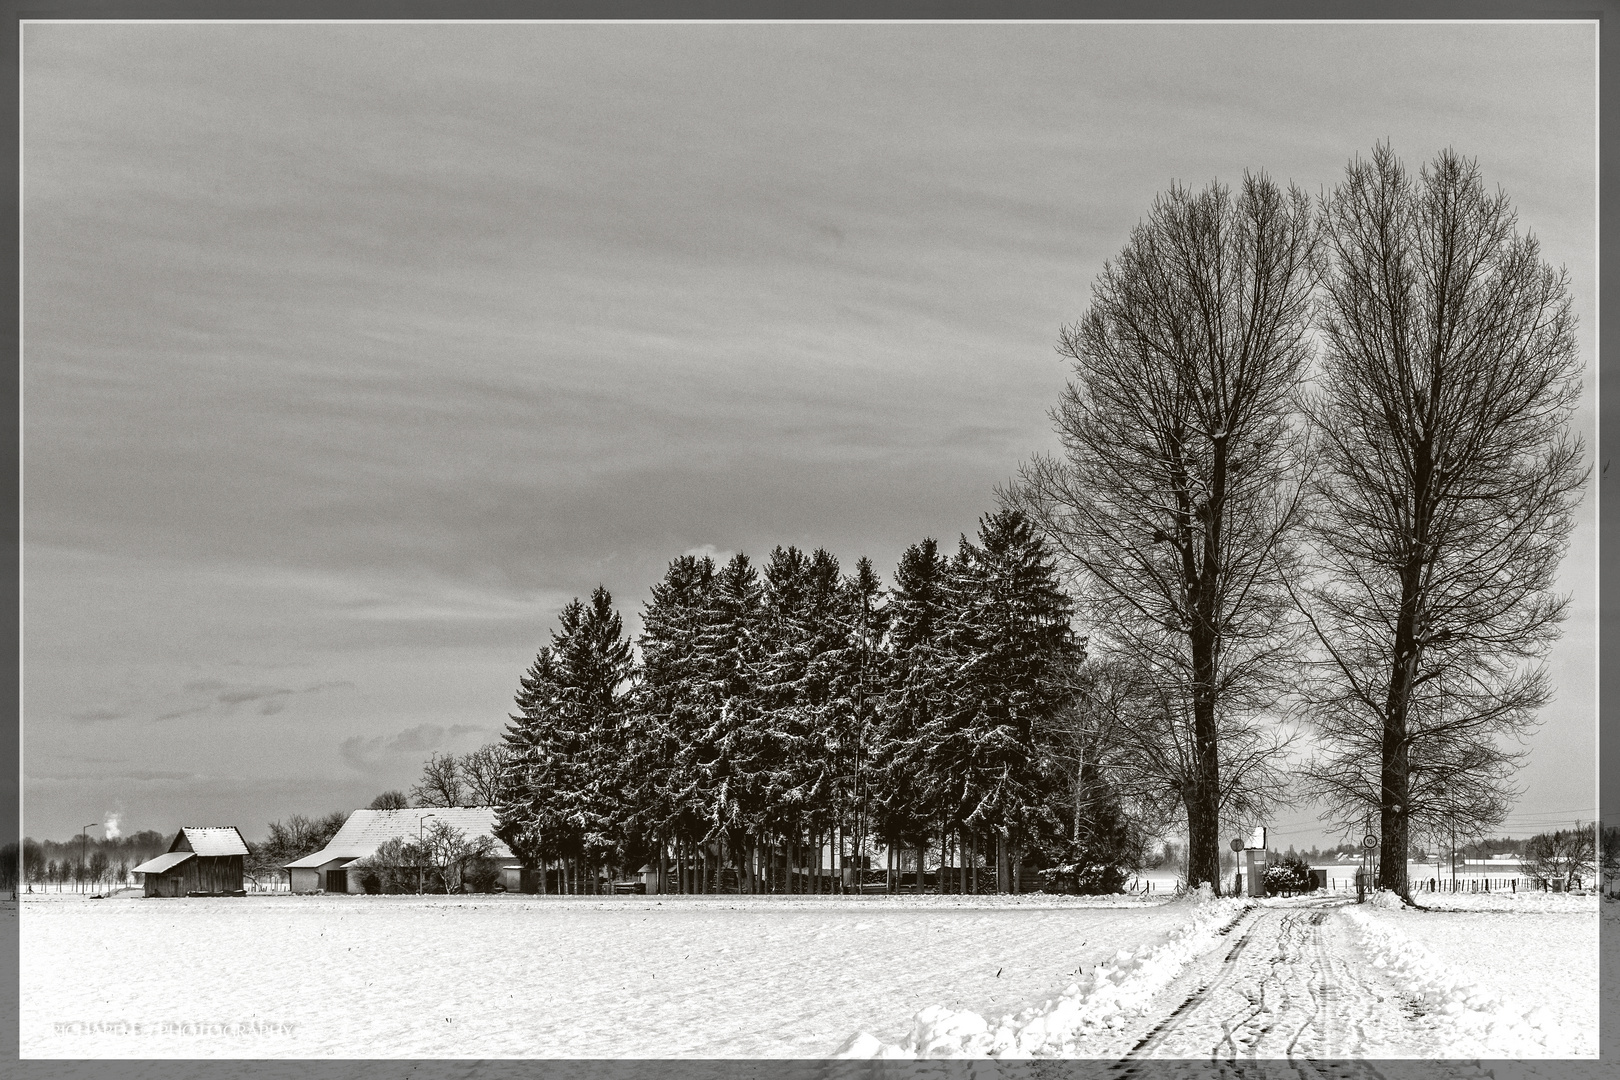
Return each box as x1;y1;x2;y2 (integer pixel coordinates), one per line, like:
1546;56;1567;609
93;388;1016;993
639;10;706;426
463;857;501;893
1040;861;1131;895
1263;852;1313;896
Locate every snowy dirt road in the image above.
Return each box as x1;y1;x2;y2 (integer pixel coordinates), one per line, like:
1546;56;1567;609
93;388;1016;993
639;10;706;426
850;892;1597;1061
1099;898;1424;1060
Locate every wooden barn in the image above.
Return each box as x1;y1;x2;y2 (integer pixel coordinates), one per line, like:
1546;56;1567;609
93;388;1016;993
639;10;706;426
131;826;249;897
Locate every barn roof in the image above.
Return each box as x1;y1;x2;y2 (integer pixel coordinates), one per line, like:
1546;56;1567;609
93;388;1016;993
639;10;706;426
132;851;195;875
281;806;512;869
171;826;249;856
283;850;356;869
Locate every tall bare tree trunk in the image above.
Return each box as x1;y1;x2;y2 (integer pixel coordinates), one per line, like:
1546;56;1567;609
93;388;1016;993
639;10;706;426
1189;624;1224;894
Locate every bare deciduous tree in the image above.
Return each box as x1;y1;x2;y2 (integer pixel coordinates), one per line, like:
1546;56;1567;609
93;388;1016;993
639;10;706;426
1522;822;1596;891
368;789;409;810
460;743;512;806
1011;173;1316;892
421;819;498;893
1302;145;1586;901
412;750;465;807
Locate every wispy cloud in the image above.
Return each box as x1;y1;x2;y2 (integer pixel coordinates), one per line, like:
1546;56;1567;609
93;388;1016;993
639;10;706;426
70;708;126;724
148;677;355;723
338;722;491;775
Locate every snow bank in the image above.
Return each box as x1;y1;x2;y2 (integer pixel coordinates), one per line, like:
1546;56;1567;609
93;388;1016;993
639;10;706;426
1412;890;1599;914
838;892;1249;1058
1368;888;1404;909
1343;904;1586;1056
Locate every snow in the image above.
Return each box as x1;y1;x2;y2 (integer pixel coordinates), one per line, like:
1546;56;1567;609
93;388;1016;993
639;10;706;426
21;889;1187;1058
837;889;1250;1057
1412;889;1600;914
1342;892;1599;1057
21;887;1602;1059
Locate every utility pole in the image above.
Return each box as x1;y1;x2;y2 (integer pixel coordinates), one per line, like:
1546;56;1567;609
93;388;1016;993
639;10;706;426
1451;816;1459;892
81;824;96;894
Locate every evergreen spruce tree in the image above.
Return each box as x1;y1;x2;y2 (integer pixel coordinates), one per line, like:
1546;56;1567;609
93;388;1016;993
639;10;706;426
753;546;823;887
628;554;716;888
685;552;766;888
834;556;887;883
937;510;1078;891
496;586;633;892
873;538;951;885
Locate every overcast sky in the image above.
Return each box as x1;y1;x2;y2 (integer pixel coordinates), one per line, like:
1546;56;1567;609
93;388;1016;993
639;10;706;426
22;21;1597;847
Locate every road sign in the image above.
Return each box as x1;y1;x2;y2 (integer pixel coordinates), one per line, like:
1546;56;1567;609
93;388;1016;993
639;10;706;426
1230;837;1243;852
1362;834;1379;850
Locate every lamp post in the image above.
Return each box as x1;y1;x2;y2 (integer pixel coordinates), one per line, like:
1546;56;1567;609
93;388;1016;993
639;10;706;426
81;824;97;894
417;812;436;895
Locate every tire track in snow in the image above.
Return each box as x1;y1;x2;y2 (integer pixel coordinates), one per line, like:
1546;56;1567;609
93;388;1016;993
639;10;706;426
1111;900;1265;1068
1112;896;1411;1070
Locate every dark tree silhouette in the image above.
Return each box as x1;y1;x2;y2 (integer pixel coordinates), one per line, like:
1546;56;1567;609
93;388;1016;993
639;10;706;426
1012;173;1316;892
412;751;464;808
1302;145;1586;901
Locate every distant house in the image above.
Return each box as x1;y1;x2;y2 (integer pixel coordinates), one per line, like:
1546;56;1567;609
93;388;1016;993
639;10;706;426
131;827;249;897
284;806;516;894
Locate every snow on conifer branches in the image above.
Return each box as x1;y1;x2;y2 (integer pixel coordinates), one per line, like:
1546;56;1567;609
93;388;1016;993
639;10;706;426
494;510;1126;895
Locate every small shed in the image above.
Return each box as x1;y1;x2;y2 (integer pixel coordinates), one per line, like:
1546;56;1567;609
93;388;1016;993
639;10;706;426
131;826;249;897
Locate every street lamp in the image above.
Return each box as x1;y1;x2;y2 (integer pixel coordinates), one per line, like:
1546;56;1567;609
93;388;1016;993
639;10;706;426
81;824;97;895
417;812;436;895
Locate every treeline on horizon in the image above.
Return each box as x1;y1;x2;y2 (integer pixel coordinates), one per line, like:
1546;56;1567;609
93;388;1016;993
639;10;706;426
494;508;1130;894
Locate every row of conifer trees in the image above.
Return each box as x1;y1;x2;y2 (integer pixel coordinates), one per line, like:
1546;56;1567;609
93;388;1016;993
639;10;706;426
493;508;1137;893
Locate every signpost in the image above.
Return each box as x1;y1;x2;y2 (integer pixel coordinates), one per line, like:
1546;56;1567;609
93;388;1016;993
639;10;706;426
1230;837;1243;895
1359;833;1378;902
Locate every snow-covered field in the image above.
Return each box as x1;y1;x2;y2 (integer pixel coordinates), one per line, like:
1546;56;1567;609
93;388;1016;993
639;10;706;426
1343;891;1600;1057
19;888;1603;1059
21;890;1190;1057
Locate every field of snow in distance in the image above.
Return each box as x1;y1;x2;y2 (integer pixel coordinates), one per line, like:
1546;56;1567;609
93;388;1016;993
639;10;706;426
21;890;1195;1058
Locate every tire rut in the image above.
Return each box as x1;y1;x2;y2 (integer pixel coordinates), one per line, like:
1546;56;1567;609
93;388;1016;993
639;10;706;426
1114;897;1408;1072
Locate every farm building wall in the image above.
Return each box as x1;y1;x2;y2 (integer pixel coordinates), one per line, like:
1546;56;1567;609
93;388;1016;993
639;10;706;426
144;872;184;897
184;855;243;895
288;867;323;894
140;855;242;896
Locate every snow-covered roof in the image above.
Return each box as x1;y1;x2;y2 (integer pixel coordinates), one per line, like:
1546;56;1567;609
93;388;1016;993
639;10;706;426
284;850;355;869
281;806;512;869
133;851;195;875
173;826;249;856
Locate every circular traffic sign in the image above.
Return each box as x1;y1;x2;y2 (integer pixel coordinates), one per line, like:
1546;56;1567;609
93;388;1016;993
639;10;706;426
1362;834;1378;850
1230;837;1243;852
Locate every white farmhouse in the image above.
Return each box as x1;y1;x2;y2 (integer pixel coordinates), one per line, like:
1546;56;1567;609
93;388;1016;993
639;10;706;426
283;806;517;893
